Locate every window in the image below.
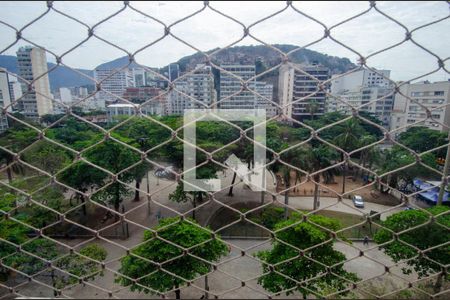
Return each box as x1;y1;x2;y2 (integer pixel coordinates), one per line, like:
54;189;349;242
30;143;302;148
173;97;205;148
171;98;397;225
434;91;444;96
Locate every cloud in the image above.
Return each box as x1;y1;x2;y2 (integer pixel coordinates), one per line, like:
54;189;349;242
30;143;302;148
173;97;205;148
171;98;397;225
0;1;448;82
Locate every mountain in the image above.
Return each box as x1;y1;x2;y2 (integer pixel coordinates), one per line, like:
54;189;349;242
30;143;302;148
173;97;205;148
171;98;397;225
163;44;355;74
162;44;356;98
0;55;94;91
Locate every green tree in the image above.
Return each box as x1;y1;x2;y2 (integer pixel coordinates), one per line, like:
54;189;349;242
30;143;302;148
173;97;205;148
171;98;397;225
333;118;364;194
116;217;229;299
0;127;37;182
85;141;141;212
256;214;358;298
374;206;450;293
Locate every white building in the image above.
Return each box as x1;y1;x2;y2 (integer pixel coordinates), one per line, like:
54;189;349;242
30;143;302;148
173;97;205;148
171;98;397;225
219;64;257;110
0;68;13;132
94;68;134;103
106;103;135;122
16;46;53;119
7;73;23;106
167;65;216;115
254;81;277;117
330;69;391;95
278;63;330;121
391;80;450;133
331;87;394;128
327;68;394;129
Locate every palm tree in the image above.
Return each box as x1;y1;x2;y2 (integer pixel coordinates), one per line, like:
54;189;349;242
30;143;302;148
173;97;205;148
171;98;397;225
333;119;363;194
308;145;338;210
307;100;319;121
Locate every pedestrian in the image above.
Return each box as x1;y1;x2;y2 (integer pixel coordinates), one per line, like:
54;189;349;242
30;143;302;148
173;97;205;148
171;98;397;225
363;235;369;246
156;209;162;221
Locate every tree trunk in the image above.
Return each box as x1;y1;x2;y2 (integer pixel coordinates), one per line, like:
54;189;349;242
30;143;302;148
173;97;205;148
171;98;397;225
80;194;87;216
192;195;196;221
433;272;443;294
134;179;141;201
342;156;346;194
175;289;181;299
205;275;209;299
313;174;320;210
284;175;290;219
228;172;237;196
6;167;12;183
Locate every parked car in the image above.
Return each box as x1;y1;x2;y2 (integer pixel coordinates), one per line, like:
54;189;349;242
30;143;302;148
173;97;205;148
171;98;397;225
352;195;365;208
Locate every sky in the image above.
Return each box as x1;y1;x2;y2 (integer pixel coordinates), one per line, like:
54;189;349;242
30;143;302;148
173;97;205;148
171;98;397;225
0;1;449;82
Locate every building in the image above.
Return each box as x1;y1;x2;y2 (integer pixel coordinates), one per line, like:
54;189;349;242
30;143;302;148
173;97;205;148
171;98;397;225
168;64;180;82
167;65;216;115
69;86;88;98
7;73;23;105
390;80;450;133
330;87;394;129
123;87;161;104
93;68;134;103
0;68;12;132
132;68;147;87
254;81;277;117
330;69;391;95
326;68;394;129
123;86;167;116
106;103;135;122
278;63;330;121
16;46;53;119
219;64;257;110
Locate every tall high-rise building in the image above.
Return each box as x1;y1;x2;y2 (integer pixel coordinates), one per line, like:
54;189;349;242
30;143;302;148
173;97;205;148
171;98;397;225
0;68;12;132
16;46;53;119
391;80;450;134
255;81;277;117
167;65;216;115
93;68;134;103
7;73;23;105
168;64;180;82
278;63;330;121
219;64;256;110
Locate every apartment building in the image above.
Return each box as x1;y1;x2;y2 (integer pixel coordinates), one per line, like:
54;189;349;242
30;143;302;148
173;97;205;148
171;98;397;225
254;81;277;117
279;63;330;121
219;64;257;110
391;80;450;133
16;46;53;119
0;68;12;132
93;68;134;103
167;65;216;115
327;69;394;129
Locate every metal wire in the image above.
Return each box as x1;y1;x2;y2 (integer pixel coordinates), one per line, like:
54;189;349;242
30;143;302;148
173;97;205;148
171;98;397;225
0;1;449;299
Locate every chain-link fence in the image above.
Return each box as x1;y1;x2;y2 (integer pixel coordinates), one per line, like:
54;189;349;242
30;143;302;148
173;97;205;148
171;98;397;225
0;1;449;299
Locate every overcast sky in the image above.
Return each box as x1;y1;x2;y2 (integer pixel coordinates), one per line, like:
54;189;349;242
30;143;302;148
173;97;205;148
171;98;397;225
0;1;449;82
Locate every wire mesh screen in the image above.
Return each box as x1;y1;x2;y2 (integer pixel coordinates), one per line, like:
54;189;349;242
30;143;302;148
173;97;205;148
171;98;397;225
0;1;449;299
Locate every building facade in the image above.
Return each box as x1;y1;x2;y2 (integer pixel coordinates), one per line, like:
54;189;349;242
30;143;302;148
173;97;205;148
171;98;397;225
167;65;216;115
390;81;450;133
326;68;394;129
278;63;330;121
93;68;134;103
16;46;53;119
219;64;256;110
254;81;277;117
0;68;12;132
